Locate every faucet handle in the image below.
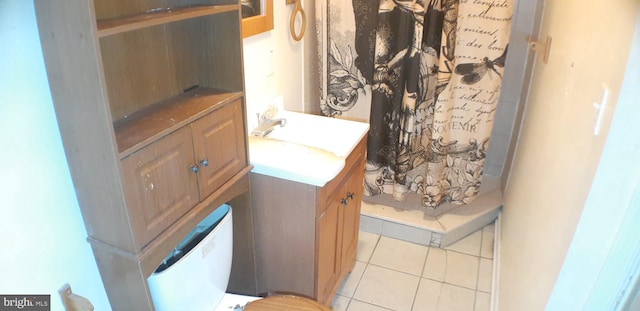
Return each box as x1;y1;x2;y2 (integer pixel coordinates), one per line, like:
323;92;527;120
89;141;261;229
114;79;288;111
263;104;279;120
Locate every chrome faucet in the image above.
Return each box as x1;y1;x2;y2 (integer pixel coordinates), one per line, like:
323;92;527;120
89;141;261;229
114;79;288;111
251;116;287;137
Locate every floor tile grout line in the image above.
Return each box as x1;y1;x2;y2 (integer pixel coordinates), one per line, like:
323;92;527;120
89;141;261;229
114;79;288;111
410;245;432;311
419;275;484;292
371;235;431;276
345;233;380;301
418;278;448;311
421;246;432;279
473;258;482;310
347;233;380;308
365;262;426;278
348;261;368;300
443;247;482;258
365;233;382;264
442;248;449;294
432;277;445;311
348;297;396;311
476;230;484;293
443;280;481;292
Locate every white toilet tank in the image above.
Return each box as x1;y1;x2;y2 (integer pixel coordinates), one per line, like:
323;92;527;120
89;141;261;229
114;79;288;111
148;204;233;311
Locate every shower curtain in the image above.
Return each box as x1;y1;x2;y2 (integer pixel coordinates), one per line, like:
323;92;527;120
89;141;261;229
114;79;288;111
315;0;513;210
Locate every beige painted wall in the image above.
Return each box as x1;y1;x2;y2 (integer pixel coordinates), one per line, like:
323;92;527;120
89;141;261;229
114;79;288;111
499;1;640;310
243;0;310;129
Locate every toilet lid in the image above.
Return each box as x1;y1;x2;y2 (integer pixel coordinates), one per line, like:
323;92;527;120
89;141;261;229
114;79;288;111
244;295;332;311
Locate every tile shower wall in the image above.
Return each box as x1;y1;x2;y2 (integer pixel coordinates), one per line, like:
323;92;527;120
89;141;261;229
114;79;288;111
483;0;540;182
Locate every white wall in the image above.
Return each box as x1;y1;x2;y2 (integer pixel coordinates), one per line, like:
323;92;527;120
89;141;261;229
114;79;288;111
243;0;310;130
0;1;111;309
498;1;640;310
546;14;640;309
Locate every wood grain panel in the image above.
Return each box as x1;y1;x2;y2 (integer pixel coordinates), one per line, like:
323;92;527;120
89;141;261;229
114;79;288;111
113;87;242;157
94;0;149;20
245;295;331;311
34;0;139;253
192;100;247;198
90;242;154;309
316;136;367;216
199;11;244;92
338;158;365;283
93;0;238;20
101;14;243;122
168;17;202;97
121;126;199;248
100;24;179;120
315;198;342;304
227;191;258;295
251;173;317;298
96;5;237;37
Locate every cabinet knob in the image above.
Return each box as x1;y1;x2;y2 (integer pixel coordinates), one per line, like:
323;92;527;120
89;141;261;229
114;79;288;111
346;192;355;200
200;159;209;167
190;165;200;173
341;198;348;206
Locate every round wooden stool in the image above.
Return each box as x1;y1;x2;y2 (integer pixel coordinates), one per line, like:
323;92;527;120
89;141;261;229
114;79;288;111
245;295;332;311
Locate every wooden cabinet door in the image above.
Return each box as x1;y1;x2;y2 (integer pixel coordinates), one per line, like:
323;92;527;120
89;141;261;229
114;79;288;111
340;164;364;272
121;126;200;247
191;99;247;198
316;198;342;304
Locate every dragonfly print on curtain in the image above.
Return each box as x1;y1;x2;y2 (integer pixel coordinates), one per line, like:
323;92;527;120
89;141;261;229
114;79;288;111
315;0;514;209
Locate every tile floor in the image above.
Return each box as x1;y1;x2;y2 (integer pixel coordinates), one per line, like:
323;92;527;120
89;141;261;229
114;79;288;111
332;222;495;311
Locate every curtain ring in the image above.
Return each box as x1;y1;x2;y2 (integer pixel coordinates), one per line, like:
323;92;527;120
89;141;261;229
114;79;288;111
289;0;306;41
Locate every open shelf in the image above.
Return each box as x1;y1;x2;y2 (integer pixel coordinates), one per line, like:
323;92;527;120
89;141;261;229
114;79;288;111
114;87;243;158
96;5;238;37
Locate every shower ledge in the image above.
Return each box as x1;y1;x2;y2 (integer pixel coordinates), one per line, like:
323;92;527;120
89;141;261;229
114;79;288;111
360;175;502;248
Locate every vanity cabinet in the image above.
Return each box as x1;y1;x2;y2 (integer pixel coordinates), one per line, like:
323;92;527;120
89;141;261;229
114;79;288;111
316;158;364;303
35;1;255;310
251;136;367;306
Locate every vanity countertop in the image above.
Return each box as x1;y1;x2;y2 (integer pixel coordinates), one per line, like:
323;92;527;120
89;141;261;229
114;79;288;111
248;111;369;187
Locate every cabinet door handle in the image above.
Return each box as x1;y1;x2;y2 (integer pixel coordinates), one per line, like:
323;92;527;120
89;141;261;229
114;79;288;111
346;192;355;200
341;198;348;206
200;159;209;167
190;165;200;173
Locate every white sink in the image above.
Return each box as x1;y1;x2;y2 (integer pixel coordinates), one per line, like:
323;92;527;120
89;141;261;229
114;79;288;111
248;111;369;187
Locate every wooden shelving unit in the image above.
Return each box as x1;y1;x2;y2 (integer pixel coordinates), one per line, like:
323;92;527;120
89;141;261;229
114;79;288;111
34;0;256;309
